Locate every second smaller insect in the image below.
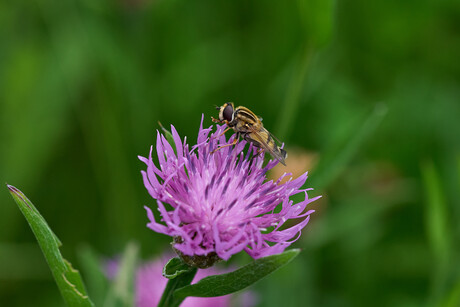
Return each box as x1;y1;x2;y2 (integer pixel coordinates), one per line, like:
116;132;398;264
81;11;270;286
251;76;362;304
212;102;287;166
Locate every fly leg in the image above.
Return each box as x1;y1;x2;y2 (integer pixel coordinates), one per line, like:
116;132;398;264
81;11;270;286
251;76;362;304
217;127;232;137
211;132;240;154
210;126;233;144
250;147;264;161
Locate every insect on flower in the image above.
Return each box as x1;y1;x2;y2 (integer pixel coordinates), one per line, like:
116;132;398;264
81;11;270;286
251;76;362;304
212;102;287;166
139;115;320;265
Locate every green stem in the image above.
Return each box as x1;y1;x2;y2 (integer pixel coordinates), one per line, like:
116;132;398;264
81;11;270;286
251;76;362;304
275;47;313;141
158;267;198;307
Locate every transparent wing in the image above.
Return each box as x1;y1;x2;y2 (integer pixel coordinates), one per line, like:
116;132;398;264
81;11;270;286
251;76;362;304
268;130;283;146
245;125;286;165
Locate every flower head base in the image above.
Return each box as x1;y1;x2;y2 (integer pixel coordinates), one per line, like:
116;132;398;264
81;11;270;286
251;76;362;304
140;115;320;264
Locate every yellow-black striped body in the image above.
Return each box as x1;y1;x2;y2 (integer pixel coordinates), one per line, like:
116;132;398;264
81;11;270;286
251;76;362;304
213;102;287;166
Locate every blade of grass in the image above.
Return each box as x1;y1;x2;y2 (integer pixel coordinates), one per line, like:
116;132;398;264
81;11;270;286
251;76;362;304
311;103;387;189
275;49;313;140
103;242;138;307
297;0;335;48
443;279;460;307
78;245;110;306
7;184;94;306
159;121;177;155
275;0;334;141
421;160;451;304
421;160;450;263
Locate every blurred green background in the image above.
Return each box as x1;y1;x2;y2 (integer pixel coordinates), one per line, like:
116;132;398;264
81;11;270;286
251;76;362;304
1;0;460;306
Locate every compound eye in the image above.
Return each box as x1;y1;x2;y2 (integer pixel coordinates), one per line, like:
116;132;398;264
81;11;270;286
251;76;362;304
223;104;234;121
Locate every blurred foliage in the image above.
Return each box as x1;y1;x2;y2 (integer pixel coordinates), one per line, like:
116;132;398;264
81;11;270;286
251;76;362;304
1;0;459;306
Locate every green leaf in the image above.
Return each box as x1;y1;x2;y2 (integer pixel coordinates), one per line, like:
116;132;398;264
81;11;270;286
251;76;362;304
103;242;138;307
174;249;300;300
158;266;197;307
163;257;193;279
7;184;94;307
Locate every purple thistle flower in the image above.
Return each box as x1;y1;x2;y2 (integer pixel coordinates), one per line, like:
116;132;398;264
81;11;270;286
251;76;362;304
139;115;320;265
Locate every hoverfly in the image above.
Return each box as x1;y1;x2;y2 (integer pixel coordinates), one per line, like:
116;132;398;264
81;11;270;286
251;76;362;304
211;102;287;166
